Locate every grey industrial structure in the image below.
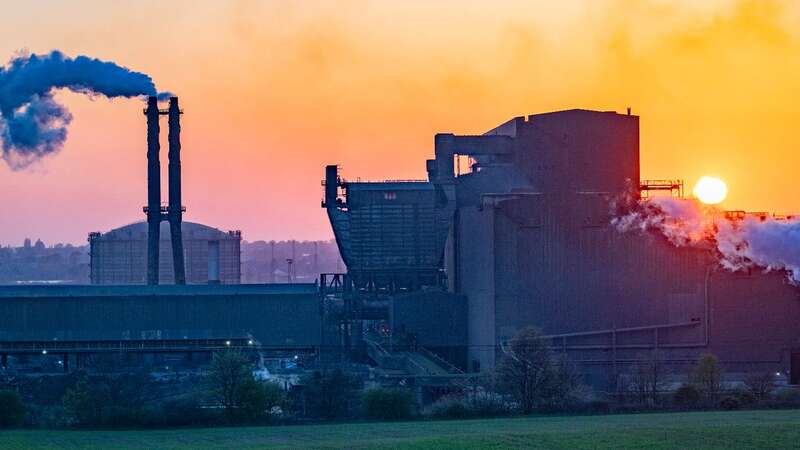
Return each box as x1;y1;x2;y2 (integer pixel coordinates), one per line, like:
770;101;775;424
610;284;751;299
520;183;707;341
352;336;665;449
88;221;242;285
324;109;800;386
0;284;318;371
0;284;318;342
2;107;799;390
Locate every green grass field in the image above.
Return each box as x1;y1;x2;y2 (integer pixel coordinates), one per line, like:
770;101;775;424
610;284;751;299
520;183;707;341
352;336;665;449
2;409;799;449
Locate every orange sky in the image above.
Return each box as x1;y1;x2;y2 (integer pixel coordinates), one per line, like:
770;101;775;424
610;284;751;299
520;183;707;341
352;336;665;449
1;0;799;245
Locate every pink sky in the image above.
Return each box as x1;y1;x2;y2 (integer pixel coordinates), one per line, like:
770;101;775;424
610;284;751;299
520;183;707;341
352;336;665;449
2;1;800;246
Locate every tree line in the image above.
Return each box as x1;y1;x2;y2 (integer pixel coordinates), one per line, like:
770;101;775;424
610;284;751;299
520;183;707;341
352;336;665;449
2;327;800;428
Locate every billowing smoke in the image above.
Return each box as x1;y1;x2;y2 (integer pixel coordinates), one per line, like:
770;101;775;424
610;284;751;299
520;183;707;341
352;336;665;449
613;193;800;284
0;50;169;169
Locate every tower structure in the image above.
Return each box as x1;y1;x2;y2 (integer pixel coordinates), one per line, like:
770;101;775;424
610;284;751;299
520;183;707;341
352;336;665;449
144;96;186;285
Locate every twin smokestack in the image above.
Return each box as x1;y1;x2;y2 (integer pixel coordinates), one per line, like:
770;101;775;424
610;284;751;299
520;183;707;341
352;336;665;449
144;96;185;285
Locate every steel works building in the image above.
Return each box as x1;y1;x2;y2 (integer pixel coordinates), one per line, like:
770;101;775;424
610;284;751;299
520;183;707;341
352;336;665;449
2;107;799;389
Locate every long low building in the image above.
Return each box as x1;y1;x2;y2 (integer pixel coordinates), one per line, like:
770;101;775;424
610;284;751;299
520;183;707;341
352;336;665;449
0;284;320;345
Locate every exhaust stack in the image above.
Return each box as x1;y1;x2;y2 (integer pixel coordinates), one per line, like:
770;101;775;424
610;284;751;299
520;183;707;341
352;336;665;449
168;97;186;284
145;96;161;285
143;96;186;285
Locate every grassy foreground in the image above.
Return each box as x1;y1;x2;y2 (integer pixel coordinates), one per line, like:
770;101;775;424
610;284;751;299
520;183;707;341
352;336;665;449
2;409;799;449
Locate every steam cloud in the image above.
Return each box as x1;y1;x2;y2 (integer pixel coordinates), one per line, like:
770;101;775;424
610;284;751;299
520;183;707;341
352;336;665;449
613;193;800;284
0;50;170;169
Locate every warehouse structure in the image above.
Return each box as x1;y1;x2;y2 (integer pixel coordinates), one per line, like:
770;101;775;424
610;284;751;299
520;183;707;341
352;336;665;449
0;284;318;342
89;221;242;285
0;284;320;371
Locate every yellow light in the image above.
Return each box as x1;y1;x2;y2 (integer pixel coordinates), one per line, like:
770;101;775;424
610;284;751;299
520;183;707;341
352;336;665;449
693;176;728;205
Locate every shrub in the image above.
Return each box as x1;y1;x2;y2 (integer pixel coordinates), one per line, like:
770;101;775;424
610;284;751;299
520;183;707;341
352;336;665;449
0;390;25;427
237;379;287;423
425;392;513;419
160;396;220;427
26;404;68;429
731;386;756;406
109;405;159;428
60;372;160;429
627;351;669;406
208;350;287;424
300;369;362;420
425;396;472;419
690;354;722;400
773;387;800;404
672;384;701;408
468;392;514;417
744;372;776;400
718;396;740;410
362;388;414;421
208;350;251;422
18;374;80;407
585;400;611;414
496;327;582;414
261;381;289;416
62;378;111;428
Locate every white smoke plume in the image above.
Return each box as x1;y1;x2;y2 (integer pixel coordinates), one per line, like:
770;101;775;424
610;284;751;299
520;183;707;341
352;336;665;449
612;192;800;284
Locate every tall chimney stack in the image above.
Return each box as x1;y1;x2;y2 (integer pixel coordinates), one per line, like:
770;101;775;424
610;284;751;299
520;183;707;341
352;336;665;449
145;96;161;285
167;97;186;284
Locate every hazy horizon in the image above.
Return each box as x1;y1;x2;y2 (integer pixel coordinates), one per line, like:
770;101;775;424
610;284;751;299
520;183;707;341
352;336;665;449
3;0;800;246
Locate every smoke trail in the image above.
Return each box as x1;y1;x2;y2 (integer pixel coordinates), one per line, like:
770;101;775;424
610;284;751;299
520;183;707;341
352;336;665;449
0;50;170;169
612;194;800;284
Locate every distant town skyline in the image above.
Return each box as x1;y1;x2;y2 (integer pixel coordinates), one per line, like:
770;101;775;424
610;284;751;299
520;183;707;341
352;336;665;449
3;0;800;245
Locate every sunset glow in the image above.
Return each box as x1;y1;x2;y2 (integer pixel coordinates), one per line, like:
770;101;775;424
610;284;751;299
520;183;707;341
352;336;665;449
1;1;799;245
693;176;728;205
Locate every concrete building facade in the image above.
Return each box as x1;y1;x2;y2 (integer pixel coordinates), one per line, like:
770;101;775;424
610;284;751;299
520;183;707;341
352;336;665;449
327;108;800;386
435;110;800;383
0;284;319;344
89;221;241;285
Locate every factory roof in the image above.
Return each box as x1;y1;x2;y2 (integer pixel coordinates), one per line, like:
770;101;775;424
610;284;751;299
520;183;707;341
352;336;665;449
0;283;318;298
346;181;433;191
485;108;639;139
91;221;240;240
528;108;638;119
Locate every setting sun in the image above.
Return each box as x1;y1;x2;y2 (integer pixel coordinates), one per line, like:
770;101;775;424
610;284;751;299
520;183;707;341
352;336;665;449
693;176;728;205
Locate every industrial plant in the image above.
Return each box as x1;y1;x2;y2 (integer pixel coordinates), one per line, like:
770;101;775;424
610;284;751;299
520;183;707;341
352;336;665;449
1;102;799;392
322;108;800;387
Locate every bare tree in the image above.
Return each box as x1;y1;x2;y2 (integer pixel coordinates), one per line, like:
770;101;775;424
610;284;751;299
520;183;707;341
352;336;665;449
691;353;723;401
744;372;776;400
548;353;586;411
496;327;577;414
628;350;669;406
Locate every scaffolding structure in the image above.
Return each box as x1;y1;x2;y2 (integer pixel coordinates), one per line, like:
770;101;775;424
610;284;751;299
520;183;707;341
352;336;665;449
639;179;683;200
